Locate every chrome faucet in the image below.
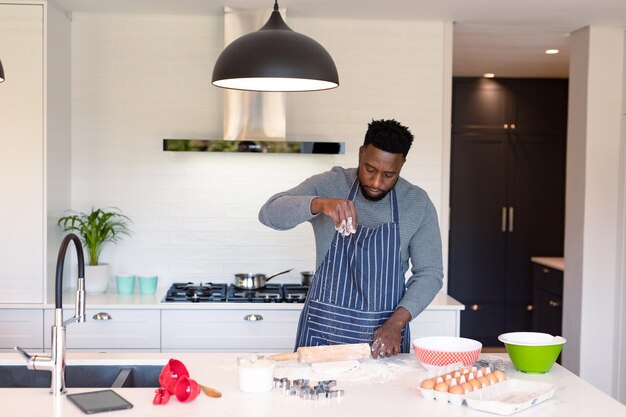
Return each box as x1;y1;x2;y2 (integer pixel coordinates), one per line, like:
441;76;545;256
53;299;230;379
15;233;86;395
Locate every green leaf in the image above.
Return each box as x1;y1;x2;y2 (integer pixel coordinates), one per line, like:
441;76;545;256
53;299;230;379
57;207;132;265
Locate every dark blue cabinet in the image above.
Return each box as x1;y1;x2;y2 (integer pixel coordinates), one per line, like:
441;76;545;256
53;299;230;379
448;77;567;346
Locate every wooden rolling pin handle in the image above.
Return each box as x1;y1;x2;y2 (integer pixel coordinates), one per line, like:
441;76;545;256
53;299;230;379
297;343;372;363
270;352;300;361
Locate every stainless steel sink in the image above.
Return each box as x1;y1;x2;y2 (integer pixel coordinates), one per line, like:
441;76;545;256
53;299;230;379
0;364;162;388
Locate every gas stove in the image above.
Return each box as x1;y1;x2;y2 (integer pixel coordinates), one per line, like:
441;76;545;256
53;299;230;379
162;282;308;303
164;282;228;302
227;283;284;303
283;284;309;303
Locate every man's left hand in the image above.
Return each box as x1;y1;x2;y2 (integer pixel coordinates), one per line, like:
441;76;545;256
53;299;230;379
371;307;412;359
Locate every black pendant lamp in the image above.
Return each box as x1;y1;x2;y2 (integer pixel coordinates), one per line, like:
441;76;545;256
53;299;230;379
0;59;5;83
212;0;338;92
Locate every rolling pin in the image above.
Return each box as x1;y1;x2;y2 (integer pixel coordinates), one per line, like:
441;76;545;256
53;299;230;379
270;343;372;363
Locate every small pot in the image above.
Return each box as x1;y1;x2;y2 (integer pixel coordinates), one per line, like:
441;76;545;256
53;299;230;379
300;271;314;286
234;269;292;290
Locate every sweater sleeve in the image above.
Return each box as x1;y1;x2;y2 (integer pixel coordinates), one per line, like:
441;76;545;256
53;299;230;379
258;172;327;230
397;197;444;319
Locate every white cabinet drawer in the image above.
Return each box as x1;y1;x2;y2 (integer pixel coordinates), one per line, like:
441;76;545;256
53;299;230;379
409;309;460;340
162;309;301;352
44;309;160;351
0;309;44;350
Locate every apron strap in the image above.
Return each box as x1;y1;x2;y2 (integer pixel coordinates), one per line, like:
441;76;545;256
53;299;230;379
347;177;399;224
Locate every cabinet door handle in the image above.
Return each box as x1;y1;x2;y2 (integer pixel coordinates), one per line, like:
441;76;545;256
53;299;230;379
526;304;534;311
508;206;514;232
542;268;550;273
501;207;507;232
244;314;264;321
503;123;509;129
470;304;480;311
548;300;561;308
510;123;516;130
92;312;112;320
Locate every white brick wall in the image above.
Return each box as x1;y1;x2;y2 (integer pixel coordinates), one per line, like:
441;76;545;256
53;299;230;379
70;13;450;291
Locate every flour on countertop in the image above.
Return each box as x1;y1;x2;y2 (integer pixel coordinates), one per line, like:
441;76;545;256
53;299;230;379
274;356;421;385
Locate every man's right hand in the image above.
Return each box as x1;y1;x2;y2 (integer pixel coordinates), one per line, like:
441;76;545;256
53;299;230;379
311;197;358;231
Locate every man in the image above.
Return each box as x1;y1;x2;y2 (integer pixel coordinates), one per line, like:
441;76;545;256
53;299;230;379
258;119;443;359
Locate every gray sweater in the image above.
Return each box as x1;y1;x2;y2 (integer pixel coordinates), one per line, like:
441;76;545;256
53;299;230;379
258;166;443;319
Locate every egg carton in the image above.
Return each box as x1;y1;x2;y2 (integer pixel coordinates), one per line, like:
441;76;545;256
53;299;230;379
417;363;501;406
416;364;556;415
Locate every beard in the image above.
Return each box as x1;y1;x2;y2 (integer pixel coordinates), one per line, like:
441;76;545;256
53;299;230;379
359;184;391;202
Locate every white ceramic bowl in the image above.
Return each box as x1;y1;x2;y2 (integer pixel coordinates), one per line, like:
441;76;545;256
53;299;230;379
412;336;482;370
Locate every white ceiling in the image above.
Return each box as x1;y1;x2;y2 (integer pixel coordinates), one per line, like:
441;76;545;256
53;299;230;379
51;0;626;78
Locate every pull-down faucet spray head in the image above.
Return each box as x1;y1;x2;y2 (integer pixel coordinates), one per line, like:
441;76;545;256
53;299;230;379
15;233;87;395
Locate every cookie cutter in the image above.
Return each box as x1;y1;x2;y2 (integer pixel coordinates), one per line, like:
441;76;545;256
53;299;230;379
324;390;344;398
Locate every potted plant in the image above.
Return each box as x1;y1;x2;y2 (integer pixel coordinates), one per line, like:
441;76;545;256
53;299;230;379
58;207;132;293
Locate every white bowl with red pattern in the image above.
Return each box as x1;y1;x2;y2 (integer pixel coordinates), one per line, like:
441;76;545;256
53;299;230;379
412;336;482;370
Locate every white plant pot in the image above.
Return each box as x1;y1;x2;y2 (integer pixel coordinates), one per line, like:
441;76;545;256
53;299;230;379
85;264;110;293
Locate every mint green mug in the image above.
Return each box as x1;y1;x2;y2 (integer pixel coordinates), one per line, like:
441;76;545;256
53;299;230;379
138;276;158;295
116;275;136;294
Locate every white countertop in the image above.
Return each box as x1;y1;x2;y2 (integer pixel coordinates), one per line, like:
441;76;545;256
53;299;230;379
531;257;564;271
0;352;624;417
0;291;465;311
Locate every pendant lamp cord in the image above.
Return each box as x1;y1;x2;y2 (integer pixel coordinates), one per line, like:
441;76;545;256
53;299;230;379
274;1;279;12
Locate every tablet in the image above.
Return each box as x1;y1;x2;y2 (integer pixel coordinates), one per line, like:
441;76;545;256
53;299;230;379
67;389;133;414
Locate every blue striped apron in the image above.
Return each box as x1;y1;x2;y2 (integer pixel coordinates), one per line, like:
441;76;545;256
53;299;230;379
295;179;410;352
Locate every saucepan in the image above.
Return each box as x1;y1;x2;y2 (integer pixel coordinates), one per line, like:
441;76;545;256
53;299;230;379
234;269;293;290
300;271;314;286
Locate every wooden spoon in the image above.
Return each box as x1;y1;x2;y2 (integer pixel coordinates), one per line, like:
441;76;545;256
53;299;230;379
201;384;222;398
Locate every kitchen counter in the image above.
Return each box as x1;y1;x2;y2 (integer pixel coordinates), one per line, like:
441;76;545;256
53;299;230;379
0;352;624;417
531;257;564;271
0;291;465;311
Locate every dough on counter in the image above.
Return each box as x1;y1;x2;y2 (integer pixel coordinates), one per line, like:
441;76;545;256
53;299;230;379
310;360;360;376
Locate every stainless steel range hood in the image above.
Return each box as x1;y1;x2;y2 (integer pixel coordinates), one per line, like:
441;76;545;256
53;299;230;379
163;7;343;155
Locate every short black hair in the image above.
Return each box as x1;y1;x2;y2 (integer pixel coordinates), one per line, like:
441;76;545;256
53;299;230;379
363;119;414;157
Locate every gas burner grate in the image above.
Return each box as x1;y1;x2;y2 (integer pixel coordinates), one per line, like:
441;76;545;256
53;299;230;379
227;283;284;303
162;282;308;303
163;282;227;302
283;284;309;303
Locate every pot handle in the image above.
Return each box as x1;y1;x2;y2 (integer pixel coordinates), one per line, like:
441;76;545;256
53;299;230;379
265;268;293;281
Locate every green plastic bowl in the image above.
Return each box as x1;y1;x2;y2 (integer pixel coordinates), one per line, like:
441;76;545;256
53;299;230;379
498;332;566;373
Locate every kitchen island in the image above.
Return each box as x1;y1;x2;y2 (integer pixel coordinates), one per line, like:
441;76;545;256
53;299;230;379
1;352;624;417
0;292;464;352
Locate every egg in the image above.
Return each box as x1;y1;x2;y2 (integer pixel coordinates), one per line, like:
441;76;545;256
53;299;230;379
478;376;491;387
493;370;506;382
449;385;464;395
434;382;450;392
469;379;482;390
420;378;435;389
461;382;474;393
485;373;498;384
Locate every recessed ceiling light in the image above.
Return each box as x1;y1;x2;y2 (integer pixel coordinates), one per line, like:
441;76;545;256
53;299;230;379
483;73;495;78
545;49;560;55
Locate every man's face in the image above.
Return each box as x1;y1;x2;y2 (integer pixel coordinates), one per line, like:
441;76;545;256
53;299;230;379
357;145;405;201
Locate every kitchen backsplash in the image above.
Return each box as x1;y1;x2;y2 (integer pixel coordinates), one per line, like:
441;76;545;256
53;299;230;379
70;13;449;289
